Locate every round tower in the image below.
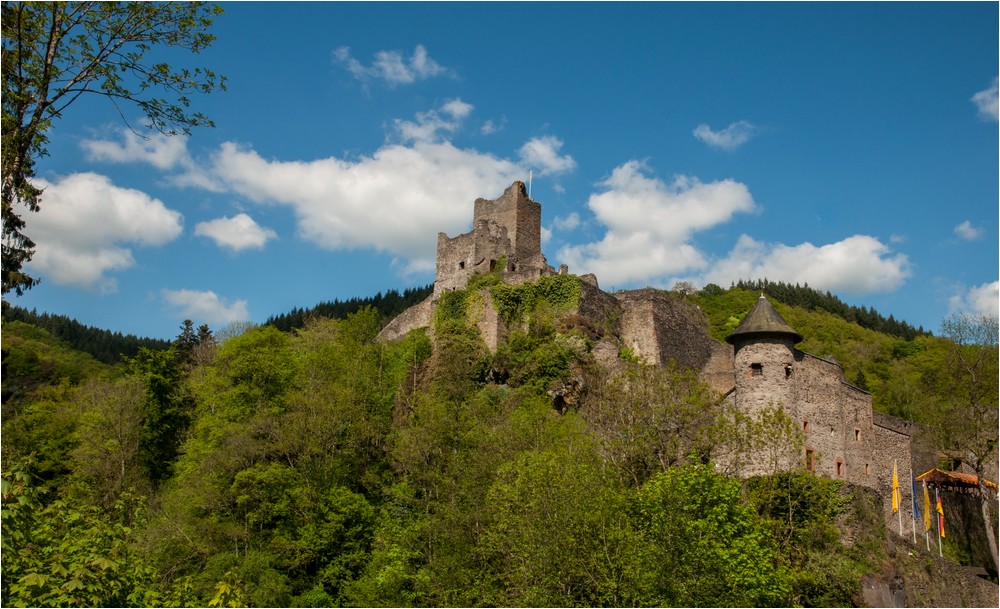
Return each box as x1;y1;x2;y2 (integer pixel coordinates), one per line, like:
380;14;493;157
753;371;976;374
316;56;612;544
725;295;803;418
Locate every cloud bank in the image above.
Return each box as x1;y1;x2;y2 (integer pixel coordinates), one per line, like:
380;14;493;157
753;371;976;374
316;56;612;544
700;234;912;295
559;161;757;285
949;281;999;317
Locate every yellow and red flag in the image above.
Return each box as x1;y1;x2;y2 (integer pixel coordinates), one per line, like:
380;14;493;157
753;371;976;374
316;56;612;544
936;495;946;538
892;462;899;513
922;482;932;532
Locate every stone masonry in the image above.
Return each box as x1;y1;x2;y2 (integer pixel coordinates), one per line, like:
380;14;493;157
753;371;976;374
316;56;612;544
434;181;556;295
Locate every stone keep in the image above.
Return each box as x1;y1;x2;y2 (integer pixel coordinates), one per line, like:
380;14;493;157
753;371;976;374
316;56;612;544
434;181;554;295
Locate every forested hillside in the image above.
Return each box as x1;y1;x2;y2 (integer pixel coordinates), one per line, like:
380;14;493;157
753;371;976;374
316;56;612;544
2;280;996;607
265;285;432;332
2;304;170;364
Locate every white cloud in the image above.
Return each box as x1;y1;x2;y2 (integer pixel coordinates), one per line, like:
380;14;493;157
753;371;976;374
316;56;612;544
553;212;581;231
161;289;250;325
693;120;759;151
480;118;504;135
25;173;183;292
73;103;580;278
518;136;577;176
949;281;999;317
954;220;982;240
333;44;450;86
195;213;277;252
558;161;756;285
82;130;190;170
209;130;525;272
971;77;999;122
81;128;223;192
393;99;472;143
701;234;912;295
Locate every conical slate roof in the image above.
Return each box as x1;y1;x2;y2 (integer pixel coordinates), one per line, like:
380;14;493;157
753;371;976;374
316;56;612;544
725;295;803;345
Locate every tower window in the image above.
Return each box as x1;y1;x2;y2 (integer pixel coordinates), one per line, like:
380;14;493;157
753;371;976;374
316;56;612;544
854;429;861;443
803;420;810;433
805;449;815;471
750;363;763;377
865;463;870;476
458;261;465;270
785;364;793;379
836;461;845;478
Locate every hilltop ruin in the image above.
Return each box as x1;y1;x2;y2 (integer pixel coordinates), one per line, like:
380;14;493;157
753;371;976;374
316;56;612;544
378;181;915;530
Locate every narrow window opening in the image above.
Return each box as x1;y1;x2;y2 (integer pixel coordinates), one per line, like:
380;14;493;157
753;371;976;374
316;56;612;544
836;461;845;478
489;259;497;271
805;449;815;471
854;429;861;443
750;363;763;377
784;364;793;379
803;420;810;433
458;261;466;270
865;463;870;476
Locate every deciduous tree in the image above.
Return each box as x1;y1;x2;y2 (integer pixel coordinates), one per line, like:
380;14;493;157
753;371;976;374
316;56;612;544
935;313;999;569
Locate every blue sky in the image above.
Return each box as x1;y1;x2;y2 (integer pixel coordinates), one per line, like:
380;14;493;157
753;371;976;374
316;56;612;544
12;2;999;340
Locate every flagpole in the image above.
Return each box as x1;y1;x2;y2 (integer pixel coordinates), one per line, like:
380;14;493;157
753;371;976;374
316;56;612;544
935;486;943;557
909;465;916;544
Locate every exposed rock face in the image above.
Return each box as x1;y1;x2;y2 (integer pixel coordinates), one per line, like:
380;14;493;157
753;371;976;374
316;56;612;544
863;536;999;607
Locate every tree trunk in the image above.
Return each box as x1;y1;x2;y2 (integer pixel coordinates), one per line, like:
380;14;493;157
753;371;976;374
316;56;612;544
980;491;999;573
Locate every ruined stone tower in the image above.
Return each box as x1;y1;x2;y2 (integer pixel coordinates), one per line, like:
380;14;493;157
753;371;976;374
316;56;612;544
434;181;554;295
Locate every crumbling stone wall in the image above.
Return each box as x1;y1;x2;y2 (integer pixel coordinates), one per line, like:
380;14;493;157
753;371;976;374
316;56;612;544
435;181;555;296
377;295;436;342
614;288;733;392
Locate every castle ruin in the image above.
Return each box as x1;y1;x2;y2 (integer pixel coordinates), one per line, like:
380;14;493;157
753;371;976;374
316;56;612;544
379;182;915;531
434;181;559;295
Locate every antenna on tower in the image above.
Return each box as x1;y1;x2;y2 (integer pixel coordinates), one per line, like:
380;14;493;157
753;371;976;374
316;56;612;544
528;170;533;199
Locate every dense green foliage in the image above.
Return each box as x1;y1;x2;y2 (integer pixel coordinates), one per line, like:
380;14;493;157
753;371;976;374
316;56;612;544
3;304;170;364
4;278;993;606
489;274;582;323
723;279;928;339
